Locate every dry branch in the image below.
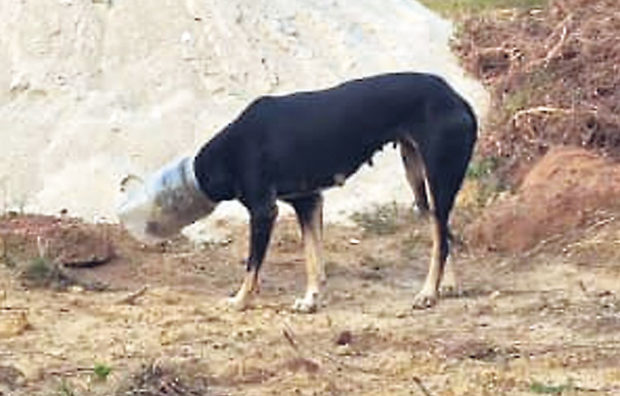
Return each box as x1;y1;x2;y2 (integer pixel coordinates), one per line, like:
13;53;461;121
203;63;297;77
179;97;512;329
117;285;148;305
511;106;597;125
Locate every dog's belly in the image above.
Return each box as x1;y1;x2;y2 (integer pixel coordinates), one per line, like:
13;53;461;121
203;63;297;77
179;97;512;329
273;144;379;200
275;171;349;199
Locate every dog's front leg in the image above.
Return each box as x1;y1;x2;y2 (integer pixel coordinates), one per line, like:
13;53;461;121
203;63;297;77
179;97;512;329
227;203;278;310
290;194;324;313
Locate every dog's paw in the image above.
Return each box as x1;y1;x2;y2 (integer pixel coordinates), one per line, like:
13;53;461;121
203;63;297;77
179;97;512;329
225;295;250;311
411;292;437;310
292;293;318;314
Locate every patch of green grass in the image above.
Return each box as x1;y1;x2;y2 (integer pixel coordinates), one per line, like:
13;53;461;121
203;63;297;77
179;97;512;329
57;379;76;396
466;156;500;180
502;68;556;117
351;202;403;236
504;88;532;116
23;257;54;282
20;256;75;289
463;156;508;208
399;229;431;261
0;238;17;269
93;363;112;381
529;379;574;394
419;0;546;17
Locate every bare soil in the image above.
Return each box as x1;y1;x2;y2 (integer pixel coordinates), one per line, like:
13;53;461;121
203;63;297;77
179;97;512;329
466;147;620;253
1;211;619;395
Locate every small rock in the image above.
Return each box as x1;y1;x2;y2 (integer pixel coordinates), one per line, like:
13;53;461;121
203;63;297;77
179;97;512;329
0;311;30;338
349;238;361;245
69;285;84;293
489;290;501;300
335;344;352;356
395;310;408;318
335;330;352;346
0;365;25;389
180;31;192;44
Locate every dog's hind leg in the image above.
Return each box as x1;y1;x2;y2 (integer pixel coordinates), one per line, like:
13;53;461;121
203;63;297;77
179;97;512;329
412;208;451;309
404;125;473;309
400;139;457;306
399;141;430;216
228;200;278;311
289;193;325;313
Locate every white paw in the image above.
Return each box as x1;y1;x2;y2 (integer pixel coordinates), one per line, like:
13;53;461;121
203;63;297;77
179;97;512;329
412;291;437;310
226;295;250;311
292;293;318;314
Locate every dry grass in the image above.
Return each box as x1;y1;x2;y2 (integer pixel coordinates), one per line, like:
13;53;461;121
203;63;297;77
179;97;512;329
453;0;620;185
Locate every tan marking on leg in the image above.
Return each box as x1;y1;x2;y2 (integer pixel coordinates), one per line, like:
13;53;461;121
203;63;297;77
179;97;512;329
227;270;258;311
316;200;326;284
293;197;324;313
413;213;443;309
400;142;428;213
439;255;460;297
400;144;424;192
412;174;450;309
400;140;444;308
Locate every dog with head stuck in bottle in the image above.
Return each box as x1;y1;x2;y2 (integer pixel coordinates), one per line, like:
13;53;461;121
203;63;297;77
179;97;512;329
118;72;477;313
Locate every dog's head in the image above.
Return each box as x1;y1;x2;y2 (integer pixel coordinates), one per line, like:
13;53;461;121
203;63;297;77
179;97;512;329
117;157;217;244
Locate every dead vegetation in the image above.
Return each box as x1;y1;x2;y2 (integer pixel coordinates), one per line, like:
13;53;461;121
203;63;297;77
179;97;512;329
453;0;620;184
444;0;620;256
113;361;210;396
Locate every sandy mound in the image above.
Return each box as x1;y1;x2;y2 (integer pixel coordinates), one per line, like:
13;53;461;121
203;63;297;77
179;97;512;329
467;147;620;253
0;0;486;229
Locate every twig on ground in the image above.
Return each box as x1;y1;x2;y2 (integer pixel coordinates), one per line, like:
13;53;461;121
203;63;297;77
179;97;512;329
511;106;598;126
413;376;434;396
36;236;49;259
522;232;566;258
282;322;376;375
541;14;573;68
117;285;148;305
48;367;97;376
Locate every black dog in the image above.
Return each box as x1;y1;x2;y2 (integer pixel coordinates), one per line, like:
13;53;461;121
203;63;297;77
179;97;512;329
193;72;477;312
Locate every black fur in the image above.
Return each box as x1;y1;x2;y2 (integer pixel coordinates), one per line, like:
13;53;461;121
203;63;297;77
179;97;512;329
194;72;477;283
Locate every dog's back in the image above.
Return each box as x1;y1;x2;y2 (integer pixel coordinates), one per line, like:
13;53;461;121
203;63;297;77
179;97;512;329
201;72;476;198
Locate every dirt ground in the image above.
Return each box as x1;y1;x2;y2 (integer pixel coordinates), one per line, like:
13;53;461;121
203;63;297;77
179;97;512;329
1;209;619;395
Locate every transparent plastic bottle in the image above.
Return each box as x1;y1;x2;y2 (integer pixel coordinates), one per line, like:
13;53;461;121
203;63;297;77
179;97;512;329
116;156;216;244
